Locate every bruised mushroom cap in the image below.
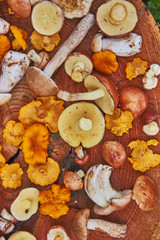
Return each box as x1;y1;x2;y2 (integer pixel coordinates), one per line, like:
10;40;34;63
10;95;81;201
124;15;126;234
84;74;119;115
26;66;59;97
133;175;158;211
72;208;90;240
58;102;105;148
51;0;93;19
96;0;138;37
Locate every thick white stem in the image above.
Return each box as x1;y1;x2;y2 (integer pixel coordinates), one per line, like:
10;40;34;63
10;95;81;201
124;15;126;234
0;217;15;234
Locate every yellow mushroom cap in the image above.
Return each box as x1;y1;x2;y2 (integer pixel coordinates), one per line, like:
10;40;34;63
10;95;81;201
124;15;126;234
58;102;105;148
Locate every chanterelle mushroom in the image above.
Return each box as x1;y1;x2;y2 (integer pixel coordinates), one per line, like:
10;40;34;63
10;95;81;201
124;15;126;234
72;208;127;239
58;102;105;148
57;74;119;115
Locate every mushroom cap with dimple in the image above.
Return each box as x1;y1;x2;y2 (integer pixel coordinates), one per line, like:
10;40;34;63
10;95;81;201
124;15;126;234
58;102;105;148
26;66;59;97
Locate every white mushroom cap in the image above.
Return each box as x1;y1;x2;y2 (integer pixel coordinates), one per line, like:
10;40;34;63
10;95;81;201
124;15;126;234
91;33;103;52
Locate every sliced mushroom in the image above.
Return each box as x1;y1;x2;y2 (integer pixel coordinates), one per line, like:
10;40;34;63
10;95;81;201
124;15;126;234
58;102;105;148
91;33;142;56
72;208;127;239
64;52;93;82
57;74;119;115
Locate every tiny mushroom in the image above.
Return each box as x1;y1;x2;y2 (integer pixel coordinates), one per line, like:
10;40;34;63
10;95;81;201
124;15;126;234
47;225;71;240
133;175;158;211
0;18;10;35
63;171;83;191
143;121;159;136
26;13;94;97
91;33;142;56
64;52;93;82
27;49;50;70
84;164;133;214
58;102;105;148
57;74;119;115
10;187;40;221
72;208;127;239
96;0;138;37
142;63;160;90
74;145;89;165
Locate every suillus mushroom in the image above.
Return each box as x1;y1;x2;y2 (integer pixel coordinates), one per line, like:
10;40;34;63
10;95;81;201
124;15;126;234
31;1;64;36
27;49;50;70
58;74;119;115
10;188;39;221
58;102;105;148
64;52;93;82
27;157;60;186
51;0;93;19
8;231;37;240
72;208;127;239
96;0;138;37
133;175;158;211
84;164;132;211
91;33;142;56
47;225;71;240
26;13;94;97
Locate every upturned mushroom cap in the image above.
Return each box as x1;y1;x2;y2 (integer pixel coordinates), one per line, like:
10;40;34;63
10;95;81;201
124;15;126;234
58;102;105;148
26;66;59;97
72;208;90;240
84;74;119;115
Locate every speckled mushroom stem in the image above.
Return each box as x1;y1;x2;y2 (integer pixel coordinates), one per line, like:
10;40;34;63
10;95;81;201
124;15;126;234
43;13;95;77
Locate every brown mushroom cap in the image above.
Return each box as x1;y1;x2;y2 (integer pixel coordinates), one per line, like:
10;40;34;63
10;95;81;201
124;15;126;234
133;175;159;211
26;66;59;97
84;74;119;115
96;0;138;37
58;102;105;148
72;208;90;240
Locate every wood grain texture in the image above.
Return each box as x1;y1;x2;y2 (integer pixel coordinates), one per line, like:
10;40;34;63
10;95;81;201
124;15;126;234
0;0;160;239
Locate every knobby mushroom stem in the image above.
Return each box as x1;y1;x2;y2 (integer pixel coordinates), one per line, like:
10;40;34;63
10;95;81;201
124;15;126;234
57;89;104;101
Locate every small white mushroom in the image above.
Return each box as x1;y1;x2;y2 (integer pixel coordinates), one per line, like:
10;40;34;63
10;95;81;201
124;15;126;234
142;63;160;90
0;18;10;35
143;121;159;136
91;33;142;56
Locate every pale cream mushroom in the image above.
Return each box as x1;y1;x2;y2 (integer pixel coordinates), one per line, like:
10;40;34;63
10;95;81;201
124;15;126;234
10;188;39;221
47;225;71;240
8;231;37;240
72;208;127;239
57;74;119;115
26;13;94;97
96;0;138;37
58;102;105;148
64;52;93;82
91;33;142;56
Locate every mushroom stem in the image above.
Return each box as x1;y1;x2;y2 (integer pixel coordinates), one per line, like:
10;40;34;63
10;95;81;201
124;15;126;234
87;219;127;238
0;217;15;234
27;49;42;64
71;61;85;82
57;89;104;101
78;117;92;131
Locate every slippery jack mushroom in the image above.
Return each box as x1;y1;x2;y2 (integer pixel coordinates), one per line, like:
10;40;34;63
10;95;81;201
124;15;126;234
96;0;138;37
91;32;142;56
26;13;94;97
47;225;71;240
57;74;119;115
58;102;105;148
27;49;50;70
64;52;93;82
72;208;127;239
84;164;133;215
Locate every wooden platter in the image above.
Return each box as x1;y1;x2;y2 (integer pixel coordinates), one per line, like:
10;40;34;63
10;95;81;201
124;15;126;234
0;0;160;239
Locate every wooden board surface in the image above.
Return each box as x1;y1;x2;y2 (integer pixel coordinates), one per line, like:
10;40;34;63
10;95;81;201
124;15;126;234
0;0;160;239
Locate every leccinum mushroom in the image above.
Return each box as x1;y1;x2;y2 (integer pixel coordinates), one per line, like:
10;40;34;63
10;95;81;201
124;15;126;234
91;33;142;56
58;74;119;115
72;208;127;239
26;13;94;97
58;102;105;148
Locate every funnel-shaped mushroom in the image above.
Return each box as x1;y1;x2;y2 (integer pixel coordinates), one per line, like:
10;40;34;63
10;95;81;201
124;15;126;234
57;74;119;115
58;102;105;148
